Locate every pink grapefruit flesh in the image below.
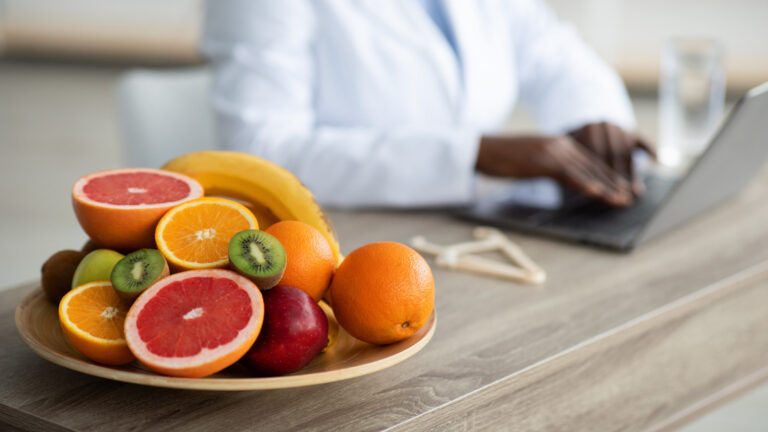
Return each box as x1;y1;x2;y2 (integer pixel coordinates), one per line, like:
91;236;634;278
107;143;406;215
124;269;264;378
72;168;204;250
81;172;195;206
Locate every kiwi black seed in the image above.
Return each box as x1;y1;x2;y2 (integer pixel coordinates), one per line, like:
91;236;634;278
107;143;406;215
110;249;169;301
41;250;86;304
228;230;287;290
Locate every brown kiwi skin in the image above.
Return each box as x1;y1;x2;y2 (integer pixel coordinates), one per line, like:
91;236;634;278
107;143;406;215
114;258;170;302
41;250;86;304
80;240;101;254
82;239;136;255
230;263;285;291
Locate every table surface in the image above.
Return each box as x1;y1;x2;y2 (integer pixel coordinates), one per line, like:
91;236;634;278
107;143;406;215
3;170;768;432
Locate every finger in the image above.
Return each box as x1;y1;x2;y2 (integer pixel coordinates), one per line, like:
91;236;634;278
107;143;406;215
561;165;629;207
567;124;588;142
560;166;608;202
633;134;658;160
570;145;631;194
569;152;622;195
626;153;644;196
581;163;633;207
568;149;633;206
608;125;635;182
604;123;630;180
586;123;609;161
622;138;645;196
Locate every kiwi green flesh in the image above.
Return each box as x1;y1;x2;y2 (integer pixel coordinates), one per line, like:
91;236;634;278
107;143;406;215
229;230;286;290
111;249;168;299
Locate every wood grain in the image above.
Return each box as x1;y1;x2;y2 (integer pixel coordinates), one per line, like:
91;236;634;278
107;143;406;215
14;290;435;391
3;168;768;431
390;260;768;431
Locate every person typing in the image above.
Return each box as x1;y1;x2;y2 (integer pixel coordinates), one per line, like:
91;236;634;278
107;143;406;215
202;0;653;208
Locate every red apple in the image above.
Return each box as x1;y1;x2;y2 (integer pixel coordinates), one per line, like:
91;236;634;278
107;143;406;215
242;285;328;376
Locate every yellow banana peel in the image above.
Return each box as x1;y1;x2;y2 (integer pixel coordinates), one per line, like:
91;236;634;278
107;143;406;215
317;300;339;352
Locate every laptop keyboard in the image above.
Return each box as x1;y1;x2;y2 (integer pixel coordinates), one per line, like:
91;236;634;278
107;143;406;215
454;173;680;249
544;174;679;235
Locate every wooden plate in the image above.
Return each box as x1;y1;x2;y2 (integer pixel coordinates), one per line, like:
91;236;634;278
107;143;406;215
15;288;436;391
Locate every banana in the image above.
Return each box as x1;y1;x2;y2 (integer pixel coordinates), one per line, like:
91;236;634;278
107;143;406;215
318;300;340;352
162;151;341;263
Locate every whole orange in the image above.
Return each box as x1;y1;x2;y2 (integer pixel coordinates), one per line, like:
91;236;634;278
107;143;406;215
265;221;335;301
330;242;434;345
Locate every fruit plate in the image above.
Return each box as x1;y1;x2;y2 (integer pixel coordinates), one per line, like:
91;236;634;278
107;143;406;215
15;288;436;391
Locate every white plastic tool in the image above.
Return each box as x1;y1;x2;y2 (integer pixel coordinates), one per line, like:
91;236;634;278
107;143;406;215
410;227;546;285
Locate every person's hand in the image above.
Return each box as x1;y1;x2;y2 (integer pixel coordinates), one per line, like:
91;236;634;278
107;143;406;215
476;135;633;207
568;122;656;195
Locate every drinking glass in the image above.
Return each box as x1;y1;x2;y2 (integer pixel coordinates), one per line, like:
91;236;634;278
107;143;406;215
658;38;726;170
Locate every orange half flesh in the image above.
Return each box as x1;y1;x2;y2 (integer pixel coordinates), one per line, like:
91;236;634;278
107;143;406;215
155;197;259;271
58;281;135;365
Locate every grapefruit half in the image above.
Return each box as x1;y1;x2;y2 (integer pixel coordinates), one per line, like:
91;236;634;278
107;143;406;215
72;168;204;250
124;269;264;378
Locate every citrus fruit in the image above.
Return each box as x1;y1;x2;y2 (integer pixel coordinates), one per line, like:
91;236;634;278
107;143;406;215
155;197;258;271
72;168;204;251
124;269;264;378
58;281;135;365
330;242;434;345
265;221;335;301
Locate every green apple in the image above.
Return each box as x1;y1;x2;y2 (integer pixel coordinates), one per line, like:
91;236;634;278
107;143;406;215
71;249;125;289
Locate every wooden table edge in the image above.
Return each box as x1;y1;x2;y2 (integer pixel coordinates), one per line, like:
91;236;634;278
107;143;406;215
0;403;76;432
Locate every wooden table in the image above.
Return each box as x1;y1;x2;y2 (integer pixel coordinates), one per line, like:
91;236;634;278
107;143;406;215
3;171;768;432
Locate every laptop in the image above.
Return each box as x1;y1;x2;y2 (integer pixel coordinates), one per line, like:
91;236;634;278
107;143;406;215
457;82;768;251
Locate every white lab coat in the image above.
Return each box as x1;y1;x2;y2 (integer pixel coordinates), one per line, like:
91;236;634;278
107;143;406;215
202;0;635;208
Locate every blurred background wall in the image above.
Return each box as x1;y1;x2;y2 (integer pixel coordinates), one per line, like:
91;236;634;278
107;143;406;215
550;0;768;94
0;0;766;94
0;0;201;64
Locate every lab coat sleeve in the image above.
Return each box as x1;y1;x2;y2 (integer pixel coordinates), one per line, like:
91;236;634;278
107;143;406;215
511;0;636;134
201;0;480;208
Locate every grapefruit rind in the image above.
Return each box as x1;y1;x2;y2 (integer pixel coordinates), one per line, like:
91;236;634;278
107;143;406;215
124;269;264;378
72;168;204;209
154;197;259;270
72;168;205;250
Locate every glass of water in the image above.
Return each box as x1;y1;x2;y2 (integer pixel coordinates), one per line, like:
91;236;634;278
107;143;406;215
658;38;726;170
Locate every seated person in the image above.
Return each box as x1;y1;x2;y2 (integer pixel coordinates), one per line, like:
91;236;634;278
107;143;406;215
202;0;653;208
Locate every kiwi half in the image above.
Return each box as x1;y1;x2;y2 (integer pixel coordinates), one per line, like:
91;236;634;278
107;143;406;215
228;230;286;290
110;249;169;301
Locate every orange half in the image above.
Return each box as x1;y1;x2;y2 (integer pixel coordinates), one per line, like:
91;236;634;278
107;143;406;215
58;281;135;365
155;197;258;271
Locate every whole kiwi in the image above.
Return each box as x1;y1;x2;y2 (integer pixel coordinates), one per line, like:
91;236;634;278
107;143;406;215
41;250;86;304
80;239;101;254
